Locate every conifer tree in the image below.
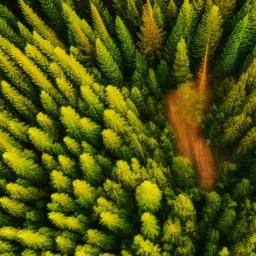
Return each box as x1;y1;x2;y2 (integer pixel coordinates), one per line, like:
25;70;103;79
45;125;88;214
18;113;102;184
115;16;136;71
132;235;161;256
141;212;160;241
3;150;45;182
192;5;223;66
1;80;38;120
127;0;140;30
164;0;193;64
0;1;256;255
214;0;236;20
137;0;164;61
95;38;123;86
18;0;64;48
135;181;162;212
215;14;251;76
172;38;192;85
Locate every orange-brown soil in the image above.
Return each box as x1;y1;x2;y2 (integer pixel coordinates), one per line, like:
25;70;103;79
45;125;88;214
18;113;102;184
167;57;217;191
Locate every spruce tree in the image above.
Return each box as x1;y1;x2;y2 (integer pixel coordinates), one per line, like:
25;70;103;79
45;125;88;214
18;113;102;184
172;38;191;85
137;0;164;61
163;0;193;65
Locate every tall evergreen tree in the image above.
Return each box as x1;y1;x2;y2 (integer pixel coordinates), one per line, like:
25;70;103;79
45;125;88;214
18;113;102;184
137;0;164;61
172;38;192;85
163;0;193;65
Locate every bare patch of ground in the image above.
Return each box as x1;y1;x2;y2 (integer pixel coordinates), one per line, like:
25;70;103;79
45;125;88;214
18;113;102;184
166;58;217;191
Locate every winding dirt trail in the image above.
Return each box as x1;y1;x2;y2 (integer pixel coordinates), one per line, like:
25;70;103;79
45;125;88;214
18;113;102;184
167;57;217;191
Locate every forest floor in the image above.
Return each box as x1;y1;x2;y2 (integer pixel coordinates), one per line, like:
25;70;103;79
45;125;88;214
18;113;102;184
166;59;217;191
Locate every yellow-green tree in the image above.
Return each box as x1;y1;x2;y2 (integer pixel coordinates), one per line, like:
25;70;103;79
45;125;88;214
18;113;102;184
137;0;164;61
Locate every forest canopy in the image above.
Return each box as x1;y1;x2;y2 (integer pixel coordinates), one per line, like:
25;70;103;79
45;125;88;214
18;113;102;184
0;0;256;255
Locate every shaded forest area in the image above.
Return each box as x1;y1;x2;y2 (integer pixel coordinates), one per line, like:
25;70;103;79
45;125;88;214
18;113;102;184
0;0;256;255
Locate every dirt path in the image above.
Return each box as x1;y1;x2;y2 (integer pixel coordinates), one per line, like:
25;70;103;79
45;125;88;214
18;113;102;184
166;56;217;191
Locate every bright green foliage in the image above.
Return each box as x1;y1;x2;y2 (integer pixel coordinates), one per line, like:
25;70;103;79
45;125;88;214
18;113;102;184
1;80;38;119
102;129;123;154
105;85;128;116
6;183;47;201
99;211;131;234
0;50;34;98
0;1;255;255
18;0;63;48
50;170;72;193
132;235;161;256
215;15;251;76
80;153;103;185
48;193;77;213
48;212;86;232
153;3;164;28
0;18;25;48
39;0;64;34
164;0;193;64
28;127;54;153
172;38;191;85
113;160;139;188
73;180;96;208
127;0;140;30
56;235;75;254
172;156;195;189
62;3;94;63
192;5;223;65
0;227;53;250
235;127;256;156
136;181;162;212
0;197;28;217
96;38;123;86
79;85;104;122
141;212;160;241
3;150;45;182
87;229;115;251
162;218;181;243
115;16;136;71
173;194;196;221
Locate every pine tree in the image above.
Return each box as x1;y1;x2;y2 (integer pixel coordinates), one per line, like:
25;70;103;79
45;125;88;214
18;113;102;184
87;229;115;251
90;2;122;68
18;0;64;48
115;16;136;71
132;235;161;256
0;197;29;217
215;14;251;76
73;179;96;208
62;3;94;63
95;38;123;86
141;212;160;241
56;235;76;254
127;0;140;30
135;181;162;212
3;150;45;182
0;18;25;48
48;212;86;233
214;0;236;20
1;80;38;120
235;126;256;156
39;0;65;35
192;5;223;66
164;0;193;65
172;38;191;85
137;0;164;61
50;170;72;193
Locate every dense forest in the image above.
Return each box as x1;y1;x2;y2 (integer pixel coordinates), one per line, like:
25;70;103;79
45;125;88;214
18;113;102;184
0;0;256;255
